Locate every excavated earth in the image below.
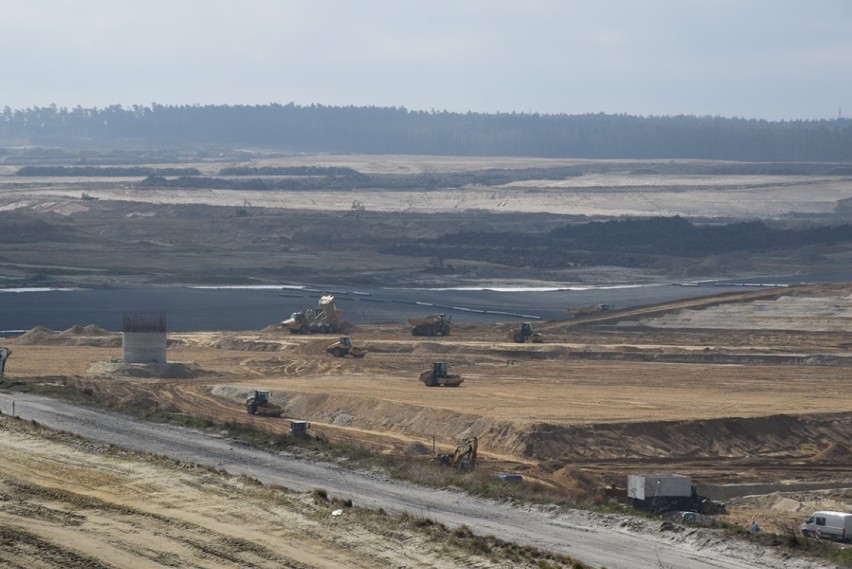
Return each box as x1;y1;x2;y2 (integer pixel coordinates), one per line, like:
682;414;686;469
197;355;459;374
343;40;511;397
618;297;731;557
2;156;852;565
3;283;852;539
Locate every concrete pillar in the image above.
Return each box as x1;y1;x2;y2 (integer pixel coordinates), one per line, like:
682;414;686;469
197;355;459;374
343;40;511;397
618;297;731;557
122;311;167;364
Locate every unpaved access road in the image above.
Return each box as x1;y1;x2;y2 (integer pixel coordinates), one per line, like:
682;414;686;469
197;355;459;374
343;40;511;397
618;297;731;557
0;392;830;569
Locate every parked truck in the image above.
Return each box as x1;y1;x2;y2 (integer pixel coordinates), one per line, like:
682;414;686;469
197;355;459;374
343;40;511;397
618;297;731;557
409;313;452;336
282;295;343;334
801;511;852;542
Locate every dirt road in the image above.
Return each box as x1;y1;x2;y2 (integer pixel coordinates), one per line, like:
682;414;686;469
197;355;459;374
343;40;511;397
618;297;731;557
0;393;830;569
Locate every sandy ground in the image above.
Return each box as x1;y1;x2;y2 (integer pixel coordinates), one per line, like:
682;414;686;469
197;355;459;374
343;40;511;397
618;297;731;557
3;406;840;569
2;156;852;292
2;155;852;220
2;155;852;566
3;284;852;548
0;414;532;569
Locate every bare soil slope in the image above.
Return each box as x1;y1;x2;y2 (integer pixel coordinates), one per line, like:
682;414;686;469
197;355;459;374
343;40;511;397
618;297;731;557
4;284;852;537
0;414;539;569
3;156;852;287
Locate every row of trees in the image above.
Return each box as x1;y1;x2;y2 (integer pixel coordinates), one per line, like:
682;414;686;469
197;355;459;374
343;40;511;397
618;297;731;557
2;104;851;161
16;166;201;176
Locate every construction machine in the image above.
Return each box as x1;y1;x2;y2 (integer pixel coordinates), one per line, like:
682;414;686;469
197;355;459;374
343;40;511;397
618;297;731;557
436;436;478;471
571;304;614;317
282;294;343;334
409;313;452;336
0;347;9;377
326;336;367;358
290;420;310;437
419;361;463;387
245;389;284;417
508;322;543;343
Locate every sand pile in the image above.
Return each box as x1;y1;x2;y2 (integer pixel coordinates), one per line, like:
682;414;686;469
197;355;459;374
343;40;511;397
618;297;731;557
13;325;120;347
13;326;59;345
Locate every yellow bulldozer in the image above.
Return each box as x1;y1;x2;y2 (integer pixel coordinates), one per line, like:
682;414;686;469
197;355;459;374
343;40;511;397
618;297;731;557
419;361;463;387
326;336;367;358
508;322;543;343
436;436;478;471
245;389;284;417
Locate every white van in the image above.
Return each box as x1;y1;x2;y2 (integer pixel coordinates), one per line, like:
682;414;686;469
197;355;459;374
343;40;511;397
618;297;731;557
801;511;852;542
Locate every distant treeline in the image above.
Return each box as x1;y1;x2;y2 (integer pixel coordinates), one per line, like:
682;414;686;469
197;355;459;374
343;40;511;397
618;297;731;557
139;165;584;191
218;166;358;176
16;166;202;176
384;216;852;268
2;104;852;161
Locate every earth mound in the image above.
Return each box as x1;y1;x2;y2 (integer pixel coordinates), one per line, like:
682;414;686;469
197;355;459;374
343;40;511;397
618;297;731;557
87;361;208;379
13;325;120;347
61;324;113;336
516;413;852;462
13;326;59;345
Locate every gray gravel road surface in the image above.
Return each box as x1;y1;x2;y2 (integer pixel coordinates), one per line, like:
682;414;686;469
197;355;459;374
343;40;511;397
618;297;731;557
0;393;830;569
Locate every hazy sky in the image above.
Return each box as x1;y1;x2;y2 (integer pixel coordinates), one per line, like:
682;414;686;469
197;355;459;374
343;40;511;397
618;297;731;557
2;1;850;120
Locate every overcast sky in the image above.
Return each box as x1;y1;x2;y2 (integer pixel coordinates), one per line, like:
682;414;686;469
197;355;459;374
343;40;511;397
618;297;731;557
2;1;850;120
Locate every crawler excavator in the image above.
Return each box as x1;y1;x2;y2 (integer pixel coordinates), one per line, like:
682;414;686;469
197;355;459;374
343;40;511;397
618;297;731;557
436;436;478;471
